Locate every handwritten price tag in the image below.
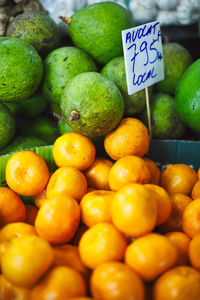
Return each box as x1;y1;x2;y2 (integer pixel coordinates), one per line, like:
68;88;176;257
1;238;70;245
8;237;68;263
122;21;164;95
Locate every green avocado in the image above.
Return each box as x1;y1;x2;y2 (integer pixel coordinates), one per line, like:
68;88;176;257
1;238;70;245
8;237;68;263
58;120;74;135
60;72;124;137
2;102;18;115
101;56;153;116
0;103;16;150
58;119;103;141
139;93;186;139
175;59;200;132
0;37;43;102
4;92;49;119
0;135;46;155
18;116;60;145
66;2;135;64
6;11;60;57
42;46;97;106
156;43;193;95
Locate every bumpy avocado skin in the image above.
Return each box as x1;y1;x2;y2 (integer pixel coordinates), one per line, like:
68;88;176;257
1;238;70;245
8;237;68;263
57;119;103;144
0;103;16;150
68;2;135;64
0;135;47;155
42;46;97;105
0;37;43;102
6;11;60;57
101;56;153;115
60;72;124;137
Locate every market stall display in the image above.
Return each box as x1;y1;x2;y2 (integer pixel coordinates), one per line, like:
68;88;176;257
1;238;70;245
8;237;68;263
0;1;200;299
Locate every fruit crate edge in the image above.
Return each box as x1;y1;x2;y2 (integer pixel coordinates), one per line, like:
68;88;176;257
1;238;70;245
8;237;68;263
148;139;200;170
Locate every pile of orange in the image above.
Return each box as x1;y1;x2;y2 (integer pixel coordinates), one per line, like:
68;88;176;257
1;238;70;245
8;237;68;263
0;117;200;300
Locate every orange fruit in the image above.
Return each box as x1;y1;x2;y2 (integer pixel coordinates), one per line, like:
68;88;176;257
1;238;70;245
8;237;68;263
6;151;50;196
25;204;38;226
79;222;127;269
109;155;150;191
160;164;197;195
31;266;87;300
0;222;36;263
198;168;200;180
158;193;192;233
80;190;115;227
0;222;36;243
53;132;96;170
34;189;47;208
111;183;157;237
104;117;150;160
125;233;177;281
1;235;53;288
73;224;88;247
153;266;200;300
166;231;190;266
46;166;87;201
182;198;200;238
0;274;30;300
86;187;96;193
84;157;113;190
145;184;171;226
67;299;94;300
0;242;9;264
90;262;144;300
35;195;80;244
143;157;161;185
52;244;89;280
189;234;200;269
191;180;200;199
0;187;26;227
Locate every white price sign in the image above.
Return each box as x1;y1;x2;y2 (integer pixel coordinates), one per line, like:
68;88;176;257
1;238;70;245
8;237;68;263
122;21;164;95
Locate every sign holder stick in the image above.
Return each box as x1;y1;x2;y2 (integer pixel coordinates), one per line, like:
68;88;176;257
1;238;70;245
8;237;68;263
145;87;152;138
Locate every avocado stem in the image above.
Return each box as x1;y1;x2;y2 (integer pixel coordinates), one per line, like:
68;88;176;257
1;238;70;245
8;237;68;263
70;110;80;121
59;16;72;25
53;112;66;122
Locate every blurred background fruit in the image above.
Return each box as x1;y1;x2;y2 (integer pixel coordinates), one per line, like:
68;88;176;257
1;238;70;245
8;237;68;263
175;59;200;133
6;11;60;57
156;43;193;95
0;0;46;37
138;93;186;139
18;116;59;145
0;103;16;150
4;92;49;119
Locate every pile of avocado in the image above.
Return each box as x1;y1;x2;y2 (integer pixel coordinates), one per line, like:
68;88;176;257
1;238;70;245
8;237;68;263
0;2;199;155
